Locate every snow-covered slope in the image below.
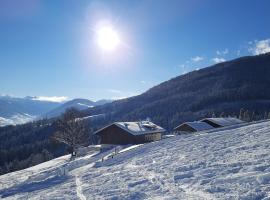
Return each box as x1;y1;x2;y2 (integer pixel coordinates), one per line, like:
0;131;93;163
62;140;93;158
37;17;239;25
1;120;270;199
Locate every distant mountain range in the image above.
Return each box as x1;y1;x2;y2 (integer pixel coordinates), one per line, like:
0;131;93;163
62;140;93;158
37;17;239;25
82;52;270;130
0;96;111;126
43;99;112;118
0;96;60;126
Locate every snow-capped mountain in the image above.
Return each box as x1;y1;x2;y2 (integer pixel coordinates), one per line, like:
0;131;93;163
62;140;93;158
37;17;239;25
0;96;61;126
43;98;112;118
1;120;270;199
0;96;112;126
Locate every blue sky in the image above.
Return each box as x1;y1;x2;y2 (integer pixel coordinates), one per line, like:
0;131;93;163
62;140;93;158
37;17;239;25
0;0;270;101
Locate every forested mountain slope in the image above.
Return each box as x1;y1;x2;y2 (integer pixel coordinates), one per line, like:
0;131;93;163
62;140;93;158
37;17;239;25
83;53;270;130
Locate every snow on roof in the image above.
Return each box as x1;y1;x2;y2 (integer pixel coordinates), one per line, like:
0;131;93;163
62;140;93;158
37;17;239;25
175;121;214;131
95;121;166;136
201;117;244;127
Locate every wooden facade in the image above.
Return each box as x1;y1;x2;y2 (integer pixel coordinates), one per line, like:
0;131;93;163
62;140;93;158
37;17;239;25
95;123;163;145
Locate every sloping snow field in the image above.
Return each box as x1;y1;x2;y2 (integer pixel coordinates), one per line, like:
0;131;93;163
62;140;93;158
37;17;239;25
1;120;270;199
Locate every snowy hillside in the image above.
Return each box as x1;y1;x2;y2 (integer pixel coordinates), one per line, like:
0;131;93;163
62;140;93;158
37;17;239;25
1;120;270;199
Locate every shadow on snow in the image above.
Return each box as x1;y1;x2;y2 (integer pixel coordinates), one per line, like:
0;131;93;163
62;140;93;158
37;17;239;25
0;175;68;198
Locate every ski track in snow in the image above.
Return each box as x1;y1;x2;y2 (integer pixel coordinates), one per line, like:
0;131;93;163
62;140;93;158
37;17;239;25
75;175;86;200
1;120;270;199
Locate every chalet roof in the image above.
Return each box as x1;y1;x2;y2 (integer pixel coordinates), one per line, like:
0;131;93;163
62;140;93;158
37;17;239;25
94;121;166;136
174;121;214;131
200;117;244;127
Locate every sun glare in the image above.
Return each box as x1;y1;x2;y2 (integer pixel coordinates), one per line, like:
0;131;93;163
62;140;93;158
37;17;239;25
96;26;120;51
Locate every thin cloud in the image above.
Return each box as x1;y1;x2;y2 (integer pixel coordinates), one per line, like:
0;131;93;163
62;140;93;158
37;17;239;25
212;57;226;64
32;96;68;103
249;39;270;55
140;80;146;84
108;89;122;94
178;64;185;68
178;63;188;74
111;92;140;100
107;89;140;100
191;56;204;62
216;48;229;56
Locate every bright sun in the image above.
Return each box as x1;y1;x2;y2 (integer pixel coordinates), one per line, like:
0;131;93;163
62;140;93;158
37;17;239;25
96;26;120;51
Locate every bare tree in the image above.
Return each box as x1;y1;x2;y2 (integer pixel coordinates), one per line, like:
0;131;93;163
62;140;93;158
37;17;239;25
53;108;90;156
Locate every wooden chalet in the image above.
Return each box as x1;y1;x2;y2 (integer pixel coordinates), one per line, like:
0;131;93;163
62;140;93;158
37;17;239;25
200;117;244;128
174;121;214;134
94;121;166;145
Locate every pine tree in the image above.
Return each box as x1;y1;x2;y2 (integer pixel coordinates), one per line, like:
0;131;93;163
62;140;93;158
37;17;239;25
243;110;250;122
42;149;53;161
220;112;225;118
264;112;268;119
239;108;245;120
251;111;255;121
30;153;44;166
